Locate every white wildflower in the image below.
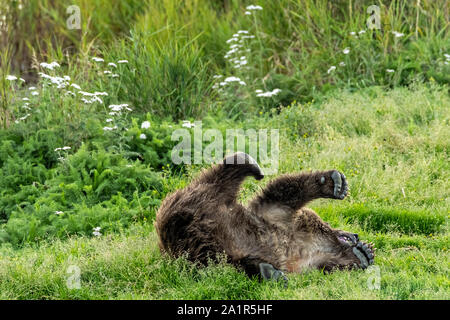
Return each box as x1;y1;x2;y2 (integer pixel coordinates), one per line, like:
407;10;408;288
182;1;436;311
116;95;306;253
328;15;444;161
92;57;104;62
108;104;131;112
182;121;195;128
38;72;69;87
108;62;117;68
256;88;281;97
55;211;63;215
339;61;346;67
92;227;102;237
117;60;128;64
245;11;251;15
40;61;60;70
19;114;30;121
19;78;25;82
78;91;94;96
246;5;263;10
6;75;17;81
358;30;366;35
139;133;147;140
225;48;238;56
392;31;404;38
106;118;113;123
343;48;350;54
224;76;242;83
94;91;108;96
141;121;151;129
104;70;112;74
327;66;336;74
386;69;395;73
31;91;39;96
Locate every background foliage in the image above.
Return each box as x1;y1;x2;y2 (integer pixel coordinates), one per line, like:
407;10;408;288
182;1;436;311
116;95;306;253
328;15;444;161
0;0;448;299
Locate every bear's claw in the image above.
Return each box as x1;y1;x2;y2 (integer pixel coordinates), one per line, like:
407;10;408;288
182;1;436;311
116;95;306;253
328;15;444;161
353;241;375;269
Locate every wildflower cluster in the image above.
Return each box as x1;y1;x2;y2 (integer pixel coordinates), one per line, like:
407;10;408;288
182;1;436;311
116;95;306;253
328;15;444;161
91;56;128;78
92;227;102;237
327;29;407;78
211;5;281;102
139;120;151;139
244;4;263;15
103;103;133;132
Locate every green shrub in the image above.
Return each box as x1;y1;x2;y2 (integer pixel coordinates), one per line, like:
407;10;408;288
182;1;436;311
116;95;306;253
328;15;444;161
0;145;165;247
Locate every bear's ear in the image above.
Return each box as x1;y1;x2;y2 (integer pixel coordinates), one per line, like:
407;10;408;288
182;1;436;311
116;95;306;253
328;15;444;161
223;152;264;180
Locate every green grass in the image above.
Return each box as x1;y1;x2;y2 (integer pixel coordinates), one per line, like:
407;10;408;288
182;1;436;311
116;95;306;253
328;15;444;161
0;223;447;300
0;0;449;300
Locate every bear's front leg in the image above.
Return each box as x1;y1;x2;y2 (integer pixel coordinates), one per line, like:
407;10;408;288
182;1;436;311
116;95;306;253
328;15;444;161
250;170;349;212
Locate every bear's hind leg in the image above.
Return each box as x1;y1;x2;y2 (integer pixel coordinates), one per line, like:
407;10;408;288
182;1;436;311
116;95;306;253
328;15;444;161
314;239;376;272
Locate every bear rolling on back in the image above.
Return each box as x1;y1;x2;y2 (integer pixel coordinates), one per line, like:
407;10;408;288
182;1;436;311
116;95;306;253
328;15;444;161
155;152;375;282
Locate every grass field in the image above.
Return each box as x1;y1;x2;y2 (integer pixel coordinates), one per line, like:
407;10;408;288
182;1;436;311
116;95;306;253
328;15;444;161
0;0;448;299
0;86;448;299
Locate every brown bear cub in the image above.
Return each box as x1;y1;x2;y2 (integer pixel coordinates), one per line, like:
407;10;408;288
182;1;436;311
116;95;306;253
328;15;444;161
156;152;375;282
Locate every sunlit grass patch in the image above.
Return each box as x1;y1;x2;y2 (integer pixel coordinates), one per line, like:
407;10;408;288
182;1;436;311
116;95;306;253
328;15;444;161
0;222;448;300
317;204;446;235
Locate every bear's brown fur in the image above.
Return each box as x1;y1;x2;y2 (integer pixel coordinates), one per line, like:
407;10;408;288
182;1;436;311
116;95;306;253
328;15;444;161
155;152;375;281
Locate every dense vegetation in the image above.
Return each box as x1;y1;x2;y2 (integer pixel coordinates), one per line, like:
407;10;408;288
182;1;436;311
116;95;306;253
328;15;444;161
0;0;448;299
